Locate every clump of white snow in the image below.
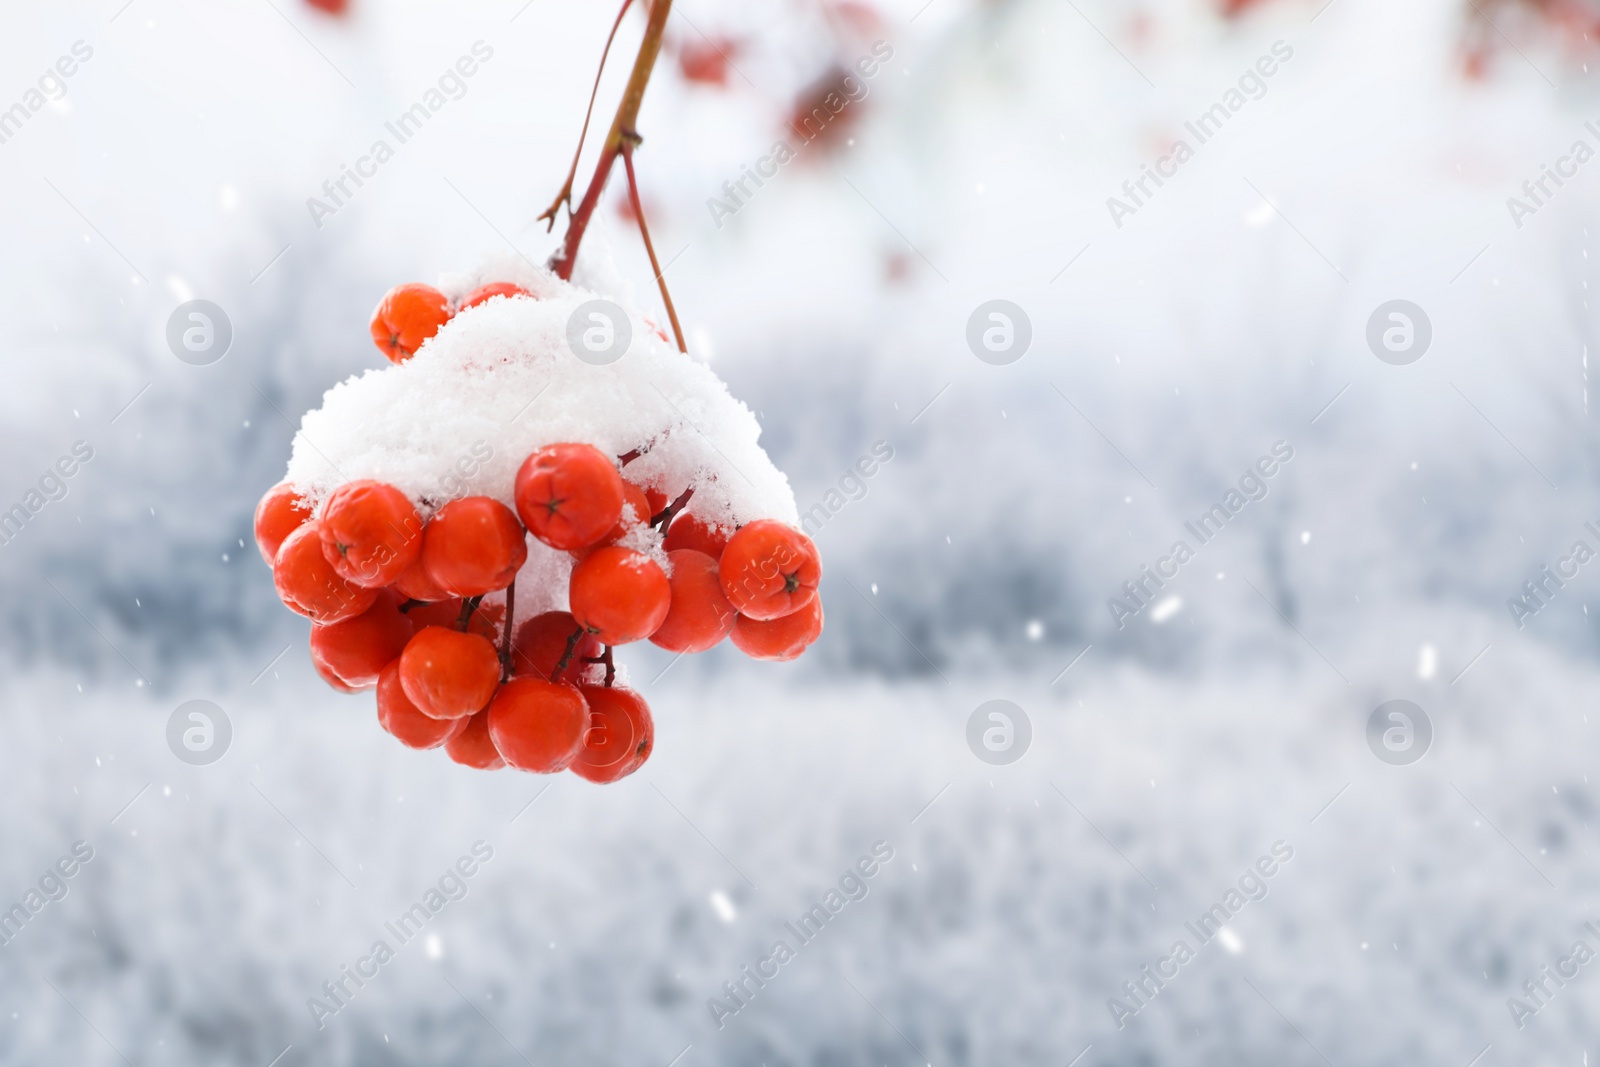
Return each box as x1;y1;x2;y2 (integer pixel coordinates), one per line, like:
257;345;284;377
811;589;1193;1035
281;260;797;601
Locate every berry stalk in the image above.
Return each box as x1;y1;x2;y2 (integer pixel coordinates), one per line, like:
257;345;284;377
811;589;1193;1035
621;138;687;353
549;0;675;281
499;575;516;680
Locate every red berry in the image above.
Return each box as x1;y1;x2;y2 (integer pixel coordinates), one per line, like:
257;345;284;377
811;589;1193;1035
274;521;378;624
405;598;505;643
459;282;531;310
254;482;313;565
445;709;505;769
678;36;738;86
615;481;652;536
377;661;468;749
311;652;360;693
569;546;671;644
398;626;502;720
650;549;735;653
309;590;414;689
570;686;653;783
421;497;527;597
370;283;449;363
662;512;730;558
641;485;671;520
719;520;821;621
393;552;450;602
572;481;652;561
731;597;823;661
510;610;601;683
319;481;422;589
486;678;589;772
514;443;625;550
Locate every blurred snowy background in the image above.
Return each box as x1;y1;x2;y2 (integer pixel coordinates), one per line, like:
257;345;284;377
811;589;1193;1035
5;0;1600;1062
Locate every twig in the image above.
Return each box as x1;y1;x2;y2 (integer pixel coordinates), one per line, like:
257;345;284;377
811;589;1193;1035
651;486;694;529
537;0;637;232
499;576;516;680
553;626;586;679
550;0;674;279
621;137;687;353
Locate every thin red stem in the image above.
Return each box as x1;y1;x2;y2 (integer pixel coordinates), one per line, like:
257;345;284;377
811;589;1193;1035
550;0;674;280
621;141;687;354
553;626;585;678
651;486;694;529
537;0;636;232
499;576;516;680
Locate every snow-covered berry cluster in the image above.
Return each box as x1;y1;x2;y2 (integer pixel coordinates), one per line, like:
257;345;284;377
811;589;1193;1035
255;267;822;782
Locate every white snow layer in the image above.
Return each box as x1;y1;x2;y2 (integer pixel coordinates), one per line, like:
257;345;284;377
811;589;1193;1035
284;259;798;539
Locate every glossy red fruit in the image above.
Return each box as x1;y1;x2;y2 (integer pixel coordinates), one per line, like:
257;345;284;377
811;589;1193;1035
398;626;502;720
614;481;652;536
510;610;602;683
393;553;450;602
459;282;531;310
719;520;821;621
405;598;505;643
569;546;671;644
641;485;671;520
421;497;527;597
445;709;505;769
274;521;378;624
254;482;313;565
514;443;625;550
486;678;589;772
571;686;653;783
377;662;468;749
572;481;652;561
650;549;735;653
311;652;360;694
662;512;731;559
319;481;422;588
731;597;823;661
309;590;414;690
370;283;449;363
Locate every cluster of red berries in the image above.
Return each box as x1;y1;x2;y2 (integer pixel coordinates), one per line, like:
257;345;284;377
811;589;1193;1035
253;283;823;782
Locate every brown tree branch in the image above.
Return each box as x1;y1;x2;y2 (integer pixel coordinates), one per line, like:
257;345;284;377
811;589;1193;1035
537;0;637;232
549;0;674;280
